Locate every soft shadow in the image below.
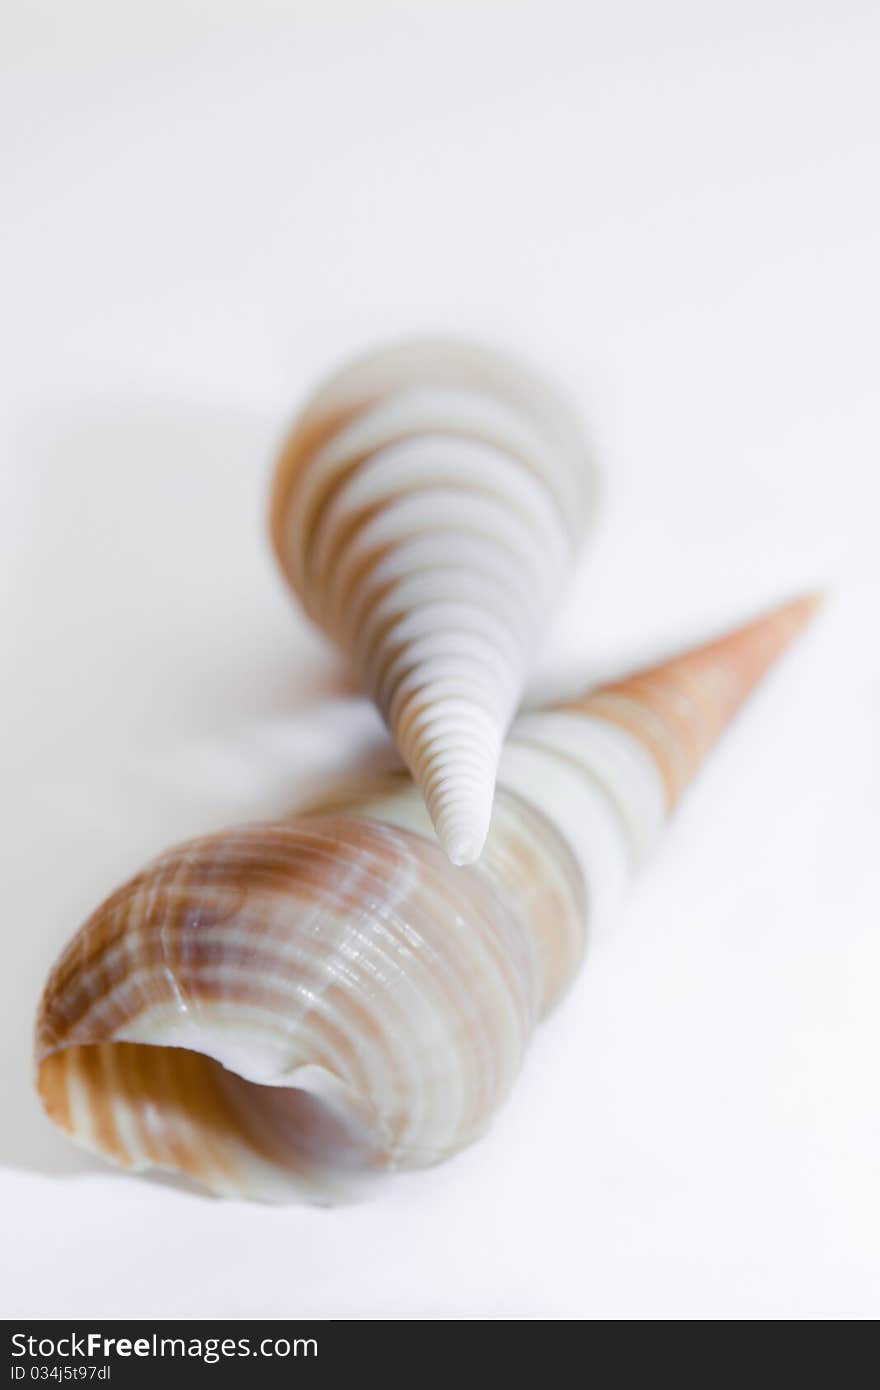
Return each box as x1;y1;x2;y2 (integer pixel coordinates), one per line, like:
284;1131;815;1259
1;396;397;1187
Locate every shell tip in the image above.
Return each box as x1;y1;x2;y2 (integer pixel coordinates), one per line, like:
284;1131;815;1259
445;832;484;867
429;784;494;865
770;589;826;637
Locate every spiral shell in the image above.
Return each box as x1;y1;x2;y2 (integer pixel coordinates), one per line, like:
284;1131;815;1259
270;339;594;865
35;597;818;1202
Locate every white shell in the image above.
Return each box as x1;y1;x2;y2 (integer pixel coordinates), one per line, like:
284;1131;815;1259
270;340;594;864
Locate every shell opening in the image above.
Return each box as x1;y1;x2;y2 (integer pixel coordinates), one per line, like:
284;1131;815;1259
37;1041;388;1204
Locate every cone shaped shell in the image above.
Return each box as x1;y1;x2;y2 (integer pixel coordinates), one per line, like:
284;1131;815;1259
35;597;818;1201
270;340;594;864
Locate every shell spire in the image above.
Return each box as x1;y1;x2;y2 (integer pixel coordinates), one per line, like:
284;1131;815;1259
494;595;823;922
34;596;818;1202
562;593;823;806
270;339;595;864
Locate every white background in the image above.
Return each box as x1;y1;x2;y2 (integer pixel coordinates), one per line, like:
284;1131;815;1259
1;0;878;1320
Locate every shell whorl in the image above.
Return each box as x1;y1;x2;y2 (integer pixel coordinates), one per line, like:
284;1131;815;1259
35;597;818;1202
36;798;585;1202
269;339;594;865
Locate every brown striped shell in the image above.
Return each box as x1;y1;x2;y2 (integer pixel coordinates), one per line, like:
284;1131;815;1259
35;597;818;1202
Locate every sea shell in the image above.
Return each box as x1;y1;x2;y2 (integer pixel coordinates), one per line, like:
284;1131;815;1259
270;339;594;865
35;596;818;1202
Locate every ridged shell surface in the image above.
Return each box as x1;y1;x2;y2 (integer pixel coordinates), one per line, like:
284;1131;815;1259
270;340;594;865
35;598;817;1202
